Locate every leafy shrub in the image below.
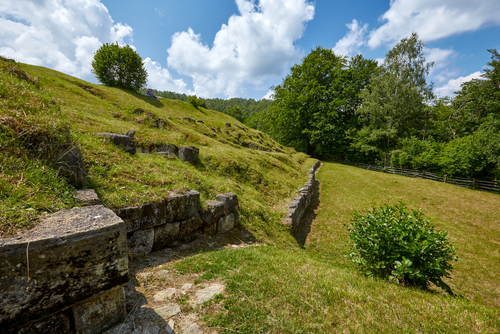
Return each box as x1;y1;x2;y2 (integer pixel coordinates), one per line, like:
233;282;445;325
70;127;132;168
345;203;457;293
91;42;147;90
188;95;207;109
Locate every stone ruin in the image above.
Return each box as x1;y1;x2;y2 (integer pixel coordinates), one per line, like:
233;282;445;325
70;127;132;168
0;190;240;333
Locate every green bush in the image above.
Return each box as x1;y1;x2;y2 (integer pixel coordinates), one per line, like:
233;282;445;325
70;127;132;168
91;42;147;90
188;95;207;109
345;203;457;293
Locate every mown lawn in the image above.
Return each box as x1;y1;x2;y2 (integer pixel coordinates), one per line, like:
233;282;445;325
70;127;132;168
173;162;500;333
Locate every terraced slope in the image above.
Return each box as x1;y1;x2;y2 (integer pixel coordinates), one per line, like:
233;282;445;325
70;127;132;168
0;58;313;239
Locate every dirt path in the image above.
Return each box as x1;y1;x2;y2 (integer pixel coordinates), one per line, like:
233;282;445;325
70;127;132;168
105;227;262;334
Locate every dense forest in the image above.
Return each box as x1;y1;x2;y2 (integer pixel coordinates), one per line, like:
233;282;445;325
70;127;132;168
144;32;499;180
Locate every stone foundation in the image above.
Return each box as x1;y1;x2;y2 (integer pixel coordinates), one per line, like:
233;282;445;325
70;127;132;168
1;189;239;332
0;206;128;333
115;191;239;255
283;160;321;235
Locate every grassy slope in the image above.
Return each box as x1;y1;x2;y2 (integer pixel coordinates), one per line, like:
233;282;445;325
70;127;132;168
0;60;312;240
3;60;499;332
174;162;500;333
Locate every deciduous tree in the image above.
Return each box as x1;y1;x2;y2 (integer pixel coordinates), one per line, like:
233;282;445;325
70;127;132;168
268;47;377;158
91;42;147;91
354;32;434;163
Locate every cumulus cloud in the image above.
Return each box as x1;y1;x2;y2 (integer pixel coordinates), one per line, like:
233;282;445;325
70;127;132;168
262;90;274;100
332;19;368;56
167;0;315;98
425;47;456;71
368;0;500;48
143;58;193;94
435;71;482;97
0;0;133;79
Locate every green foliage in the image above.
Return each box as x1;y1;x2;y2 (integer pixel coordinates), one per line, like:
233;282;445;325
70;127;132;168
268;47;377;157
453;49;500;131
354;32;433;159
141;89;273;129
345;202;457;293
91;42;147;90
188;95;207;109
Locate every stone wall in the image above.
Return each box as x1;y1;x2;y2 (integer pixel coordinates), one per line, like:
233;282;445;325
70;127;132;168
283;160;321;235
1;191;239;333
0;206;128;333
114;191;239;255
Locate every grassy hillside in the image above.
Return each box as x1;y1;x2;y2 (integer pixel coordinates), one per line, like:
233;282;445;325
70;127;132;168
168;162;500;333
0;58;313;238
3;58;499;333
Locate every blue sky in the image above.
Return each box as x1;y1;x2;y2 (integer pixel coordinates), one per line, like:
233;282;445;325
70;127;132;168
1;0;499;100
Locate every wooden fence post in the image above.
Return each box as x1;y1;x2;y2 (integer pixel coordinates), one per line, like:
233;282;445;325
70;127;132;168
473;178;477;190
444;175;447;183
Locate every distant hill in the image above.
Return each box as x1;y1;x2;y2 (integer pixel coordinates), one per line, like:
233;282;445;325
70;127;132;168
139;88;272;131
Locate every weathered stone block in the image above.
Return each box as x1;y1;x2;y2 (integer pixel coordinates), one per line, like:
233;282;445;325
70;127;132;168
72;286;126;334
218;213;235;233
0;206;128;332
233;211;240;227
225;123;231;127
113;206;142;233
156;143;179;157
153;222;180;251
127;228;154;255
141;201;166;229
165;190;201;223
17;311;71;334
215;193;239;215
178;215;203;240
73;189;100;206
98;133;136;154
202;200;224;225
57;146;85;189
179;146;199;163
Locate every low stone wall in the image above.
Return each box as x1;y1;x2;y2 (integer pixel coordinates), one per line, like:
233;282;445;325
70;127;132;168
0;206;128;333
1;191;240;333
283;160;321;235
114;191;239;255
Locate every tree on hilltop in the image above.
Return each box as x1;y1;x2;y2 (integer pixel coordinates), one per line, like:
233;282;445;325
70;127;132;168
268;47;377;158
91;42;147;90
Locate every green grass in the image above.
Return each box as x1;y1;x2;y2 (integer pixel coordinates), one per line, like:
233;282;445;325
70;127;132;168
0;59;312;237
3;59;499;332
172;162;500;333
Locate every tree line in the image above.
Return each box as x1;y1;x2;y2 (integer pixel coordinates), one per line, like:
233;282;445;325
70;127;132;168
137;32;499;180
267;33;500;181
138;88;273;129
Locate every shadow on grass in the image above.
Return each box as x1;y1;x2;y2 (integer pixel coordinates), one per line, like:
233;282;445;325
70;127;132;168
294;179;320;248
128;91;165;108
122;225;257;333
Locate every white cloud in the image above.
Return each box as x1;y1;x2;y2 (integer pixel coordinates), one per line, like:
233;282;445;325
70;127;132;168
262;90;274;100
425;47;456;71
143;58;192;94
167;0;315;98
435;71;482;97
332;19;368;56
0;0;133;79
368;0;500;48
